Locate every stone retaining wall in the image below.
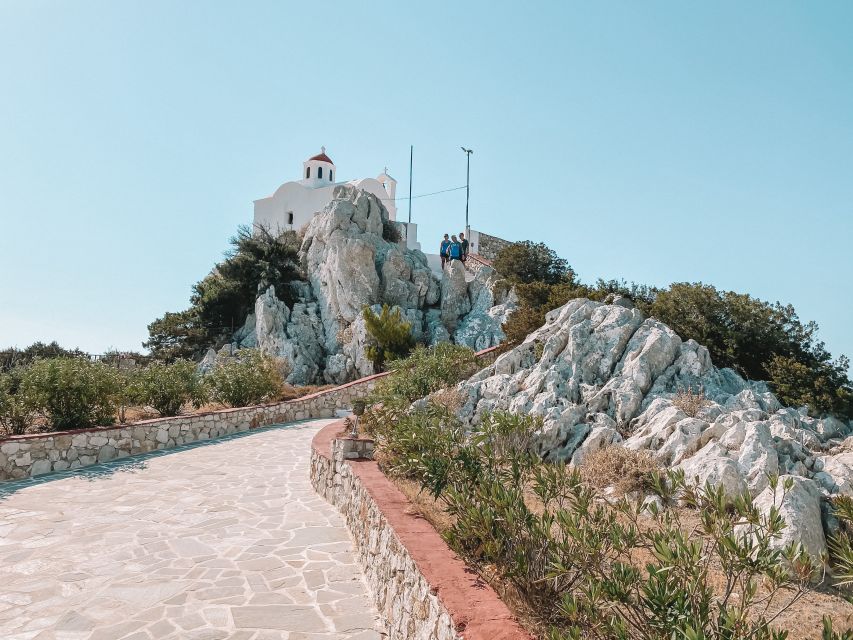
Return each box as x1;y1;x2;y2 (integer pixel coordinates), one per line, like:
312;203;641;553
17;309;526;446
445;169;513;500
311;420;531;640
0;374;384;482
474;231;512;262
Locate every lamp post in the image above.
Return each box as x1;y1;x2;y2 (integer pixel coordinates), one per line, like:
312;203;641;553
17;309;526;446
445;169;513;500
461;147;473;238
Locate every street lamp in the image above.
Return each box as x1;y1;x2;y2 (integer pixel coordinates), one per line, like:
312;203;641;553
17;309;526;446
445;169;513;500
461;147;473;238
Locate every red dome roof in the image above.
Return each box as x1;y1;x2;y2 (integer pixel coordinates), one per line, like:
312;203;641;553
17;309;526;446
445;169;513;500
308;147;334;164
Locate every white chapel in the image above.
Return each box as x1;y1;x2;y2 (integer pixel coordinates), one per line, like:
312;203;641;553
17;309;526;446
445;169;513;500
253;148;420;249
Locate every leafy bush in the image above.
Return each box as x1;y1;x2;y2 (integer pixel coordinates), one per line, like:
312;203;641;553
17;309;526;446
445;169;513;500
828;496;853;591
766;355;852;420
370;343;476;405
205;349;284;407
493;240;573;285
362;305;415;372
361;343;477;437
371;393;828;638
19;358;119;431
0;370;36;435
133;360;207;417
448;466;816;640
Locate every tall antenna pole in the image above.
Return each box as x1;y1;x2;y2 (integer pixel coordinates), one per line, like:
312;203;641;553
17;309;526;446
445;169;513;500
407;145;413;224
461;147;473;237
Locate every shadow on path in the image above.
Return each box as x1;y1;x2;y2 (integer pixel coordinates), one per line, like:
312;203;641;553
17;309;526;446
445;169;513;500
0;419;324;501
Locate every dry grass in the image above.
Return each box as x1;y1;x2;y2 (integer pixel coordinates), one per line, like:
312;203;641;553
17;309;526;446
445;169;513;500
672;386;711;417
431;387;465;414
579;445;660;496
277;383;336;401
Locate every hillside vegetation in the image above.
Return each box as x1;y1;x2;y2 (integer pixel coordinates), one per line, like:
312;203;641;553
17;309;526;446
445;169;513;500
144;226;302;362
496;241;852;420
362;345;853;640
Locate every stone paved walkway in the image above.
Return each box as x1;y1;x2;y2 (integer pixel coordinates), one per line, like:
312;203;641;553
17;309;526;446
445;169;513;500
0;419;385;640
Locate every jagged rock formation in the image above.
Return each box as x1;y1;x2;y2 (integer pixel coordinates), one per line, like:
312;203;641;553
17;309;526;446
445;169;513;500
453;297;853;560
211;185;514;385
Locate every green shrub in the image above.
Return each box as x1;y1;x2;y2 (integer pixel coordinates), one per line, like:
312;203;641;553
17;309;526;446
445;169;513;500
362;305;415;372
205;349;284;407
373;343;476;403
133;360;207;417
0;370;36;435
494;239;852;420
377;406;823;637
828;496;853;591
493;240;573;285
766;354;852;420
361;343;477;437
20;358;119;431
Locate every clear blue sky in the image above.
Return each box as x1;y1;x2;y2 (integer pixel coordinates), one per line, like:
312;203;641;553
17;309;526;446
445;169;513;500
1;1;851;368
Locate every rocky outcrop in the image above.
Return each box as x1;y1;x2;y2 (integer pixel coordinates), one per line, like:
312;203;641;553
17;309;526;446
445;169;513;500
215;186;513;385
453;297;853;559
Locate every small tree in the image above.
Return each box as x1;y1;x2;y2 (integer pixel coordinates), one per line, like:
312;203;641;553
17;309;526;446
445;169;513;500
20;358;119;431
144;308;209;362
492;240;573;285
133;360;207;417
205;349;284;407
362;305;415;372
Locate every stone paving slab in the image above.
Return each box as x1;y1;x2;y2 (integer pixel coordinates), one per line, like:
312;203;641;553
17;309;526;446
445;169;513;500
0;419;385;640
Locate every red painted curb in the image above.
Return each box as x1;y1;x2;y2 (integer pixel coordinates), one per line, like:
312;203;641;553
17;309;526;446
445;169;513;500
313;419;532;640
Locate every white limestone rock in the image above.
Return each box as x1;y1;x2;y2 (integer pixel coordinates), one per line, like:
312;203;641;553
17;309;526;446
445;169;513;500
453;298;844;517
677;442;747;496
454;266;517;351
439;261;470;332
753;475;827;563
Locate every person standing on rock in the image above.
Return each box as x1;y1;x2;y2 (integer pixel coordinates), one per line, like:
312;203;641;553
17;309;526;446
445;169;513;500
459;232;469;263
440;234;451;269
448;235;463;264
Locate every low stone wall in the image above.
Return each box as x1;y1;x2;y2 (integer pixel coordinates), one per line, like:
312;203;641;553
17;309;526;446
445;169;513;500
0;374;384;482
474;231;512;262
311;420;531;640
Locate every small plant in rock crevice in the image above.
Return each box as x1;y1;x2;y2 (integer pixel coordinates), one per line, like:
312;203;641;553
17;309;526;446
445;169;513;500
672;385;711;418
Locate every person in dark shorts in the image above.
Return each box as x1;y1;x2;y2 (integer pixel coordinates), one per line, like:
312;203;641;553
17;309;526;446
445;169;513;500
459;232;469;262
440;234;451;269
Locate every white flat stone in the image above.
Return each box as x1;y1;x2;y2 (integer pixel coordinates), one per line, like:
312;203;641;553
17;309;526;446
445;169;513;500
0;419;383;638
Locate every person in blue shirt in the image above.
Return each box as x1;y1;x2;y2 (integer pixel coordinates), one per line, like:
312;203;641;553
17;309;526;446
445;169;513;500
439;234;451;269
448;235;463;263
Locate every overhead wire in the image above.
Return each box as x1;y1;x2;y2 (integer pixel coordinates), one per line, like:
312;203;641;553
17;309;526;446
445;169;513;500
378;185;466;201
